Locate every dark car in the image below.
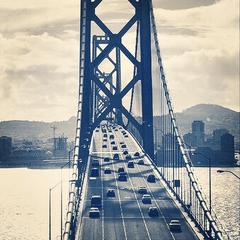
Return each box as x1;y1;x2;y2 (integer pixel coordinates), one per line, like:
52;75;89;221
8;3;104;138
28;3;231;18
106;189;116;197
104;167;111;174
103;133;107;138
118;173;127;181
137;159;144;165
124;134;128;138
113;153;119;160
109;134;114;139
147;174;156;183
138;187;148;194
90;168;99;177
134;152;140;157
89;207;100;218
104;157;110;162
112;146;118;151
118;167;125;173
102;144;107;148
127;161;134;168
121;144;127;149
103;138;107;142
123;150;129;155
92;159;99;167
91;195;102;208
148;207;159;217
125;154;132;160
111;141;116;145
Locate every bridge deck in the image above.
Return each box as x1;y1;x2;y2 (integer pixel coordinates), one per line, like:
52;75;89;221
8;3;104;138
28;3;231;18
76;124;199;240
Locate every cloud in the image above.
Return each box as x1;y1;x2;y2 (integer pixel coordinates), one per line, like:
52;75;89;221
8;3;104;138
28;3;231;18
0;0;238;121
153;0;218;10
151;0;239;112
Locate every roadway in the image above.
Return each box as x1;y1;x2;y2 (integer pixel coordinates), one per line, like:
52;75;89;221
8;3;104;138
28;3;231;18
76;124;200;240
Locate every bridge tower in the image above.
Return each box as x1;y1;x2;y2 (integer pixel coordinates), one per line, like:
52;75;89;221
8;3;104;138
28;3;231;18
78;0;154;160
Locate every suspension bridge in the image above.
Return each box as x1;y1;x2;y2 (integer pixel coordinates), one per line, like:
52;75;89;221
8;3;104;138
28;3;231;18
61;1;230;239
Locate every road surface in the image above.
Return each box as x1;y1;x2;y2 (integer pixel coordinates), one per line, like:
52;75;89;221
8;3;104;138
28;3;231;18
76;124;199;240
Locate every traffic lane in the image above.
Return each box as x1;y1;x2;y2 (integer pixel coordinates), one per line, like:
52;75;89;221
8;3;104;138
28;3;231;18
113;132;173;239
123;164;175;240
101;147;129;240
134;153;199;240
110;153;152;240
117;133;199;240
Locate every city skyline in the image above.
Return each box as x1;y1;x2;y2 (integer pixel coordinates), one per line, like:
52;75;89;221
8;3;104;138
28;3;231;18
0;0;239;121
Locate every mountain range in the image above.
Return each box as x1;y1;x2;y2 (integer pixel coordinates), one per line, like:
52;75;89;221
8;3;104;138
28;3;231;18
0;104;239;147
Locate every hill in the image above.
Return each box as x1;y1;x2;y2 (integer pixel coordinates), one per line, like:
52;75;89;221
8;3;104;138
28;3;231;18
0;104;239;147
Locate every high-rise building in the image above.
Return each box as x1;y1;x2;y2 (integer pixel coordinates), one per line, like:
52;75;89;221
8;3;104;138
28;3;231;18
220;133;235;165
191;121;205;147
53;136;68;158
0;136;12;161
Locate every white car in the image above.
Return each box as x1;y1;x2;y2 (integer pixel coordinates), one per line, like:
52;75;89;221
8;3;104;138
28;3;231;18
169;219;181;232
89;207;100;218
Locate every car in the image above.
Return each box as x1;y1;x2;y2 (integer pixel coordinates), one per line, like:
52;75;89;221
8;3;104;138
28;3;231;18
147;174;156;183
111;141;116;145
90;168;99;177
106;189;116;197
123;150;129;155
103;138;107;142
104;167;111;174
138;187;148;194
112;146;118;151
148;207;159;217
102;144;107;148
138;159;144;165
118;173;127;181
169;220;182;232
91;195;102;208
121;144;127;149
104;157;110;162
125;154;132;160
118;167;125;173
109;134;114;139
142;194;152;204
103;133;107;138
127;161;134;168
119;141;124;145
134;152;140;157
92;159;99;167
96;129;99;132
114;129;118;131
89;207;100;218
113;153;119;160
124;135;129;138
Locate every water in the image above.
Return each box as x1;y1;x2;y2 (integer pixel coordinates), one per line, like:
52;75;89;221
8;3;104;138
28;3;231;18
193;167;240;240
0;167;239;240
0;168;70;240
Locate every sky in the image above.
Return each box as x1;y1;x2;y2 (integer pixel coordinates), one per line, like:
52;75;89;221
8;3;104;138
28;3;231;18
0;0;239;121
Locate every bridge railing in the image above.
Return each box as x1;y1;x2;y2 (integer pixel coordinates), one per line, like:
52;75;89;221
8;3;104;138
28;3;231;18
148;1;230;239
63;0;88;239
